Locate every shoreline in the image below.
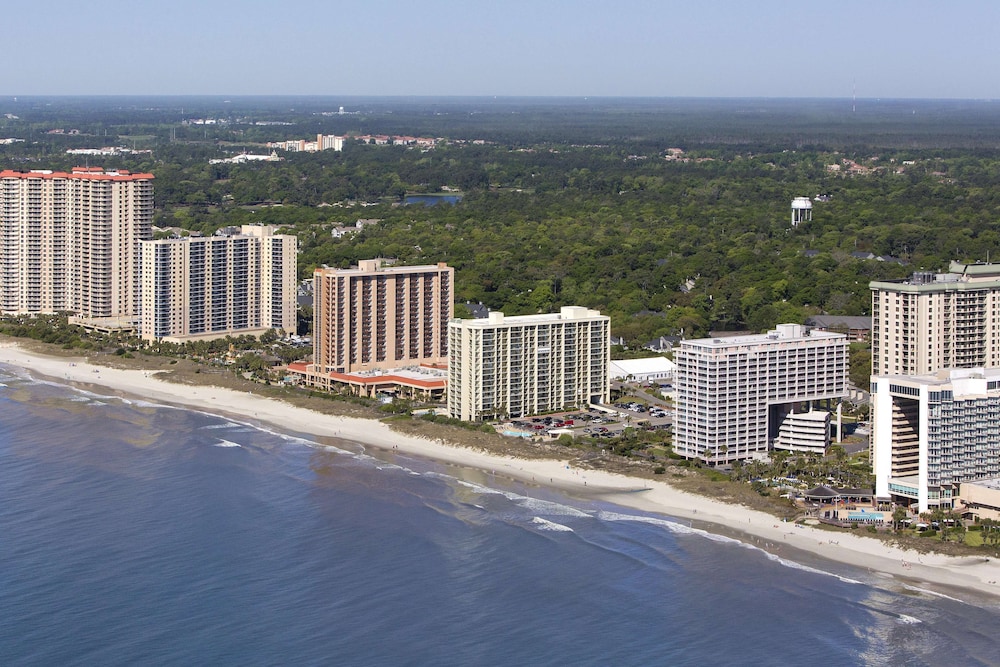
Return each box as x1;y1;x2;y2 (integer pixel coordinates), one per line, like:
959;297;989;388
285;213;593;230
3;341;1000;603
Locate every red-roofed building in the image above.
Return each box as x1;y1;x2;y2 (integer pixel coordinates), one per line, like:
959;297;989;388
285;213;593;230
285;361;447;400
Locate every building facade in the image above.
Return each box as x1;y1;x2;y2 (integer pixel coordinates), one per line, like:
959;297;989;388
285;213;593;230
267;134;344;153
673;324;848;464
447;306;611;422
870;262;1000;377
139;225;297;341
0;167;154;318
773;410;831;454
312;259;454;375
958;479;1000;522
872;367;1000;514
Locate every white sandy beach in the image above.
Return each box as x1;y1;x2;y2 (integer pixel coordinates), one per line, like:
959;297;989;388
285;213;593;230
3;341;1000;602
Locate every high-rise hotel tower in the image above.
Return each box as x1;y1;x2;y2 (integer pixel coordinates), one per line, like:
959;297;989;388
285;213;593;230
447;307;611;422
0;167;153;319
139;225;297;341
673;324;848;464
312;259;454;374
870;262;1000;377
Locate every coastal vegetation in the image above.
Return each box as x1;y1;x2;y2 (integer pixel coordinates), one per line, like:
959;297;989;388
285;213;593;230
8;97;1000;348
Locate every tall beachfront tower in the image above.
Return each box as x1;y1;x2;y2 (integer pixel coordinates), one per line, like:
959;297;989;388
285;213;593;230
872;367;1000;513
312;259;454;374
139;225;297;342
447;306;611;422
0;167;153;318
870;262;1000;377
673;324;847;464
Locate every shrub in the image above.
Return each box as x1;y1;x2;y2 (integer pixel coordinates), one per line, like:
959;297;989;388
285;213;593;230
653;466;666;475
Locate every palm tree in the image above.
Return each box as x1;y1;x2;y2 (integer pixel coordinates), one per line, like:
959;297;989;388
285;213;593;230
892;506;908;531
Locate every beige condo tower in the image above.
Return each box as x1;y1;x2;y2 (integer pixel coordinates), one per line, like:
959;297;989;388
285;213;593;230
870;262;1000;377
139;225;298;342
0;167;154;319
447;306;611;422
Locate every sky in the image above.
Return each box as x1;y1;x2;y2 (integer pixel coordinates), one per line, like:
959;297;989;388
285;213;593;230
6;1;1000;99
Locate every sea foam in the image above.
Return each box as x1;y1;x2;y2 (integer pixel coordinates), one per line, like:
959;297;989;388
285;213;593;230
531;517;574;532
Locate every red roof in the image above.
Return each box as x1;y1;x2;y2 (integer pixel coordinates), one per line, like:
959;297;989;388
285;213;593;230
326;371;446;389
0;168;154;181
284;362;445;389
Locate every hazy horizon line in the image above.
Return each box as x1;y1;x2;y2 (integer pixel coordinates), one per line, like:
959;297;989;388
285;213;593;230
3;94;998;102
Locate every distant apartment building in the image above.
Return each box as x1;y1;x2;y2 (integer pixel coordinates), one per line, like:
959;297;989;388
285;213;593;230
0;167;153;319
267;134;344;153
311;259;454;375
872;367;1000;513
870;262;1000;377
804;315;872;343
139;225;297;341
673;324;848;464
447;307;611;422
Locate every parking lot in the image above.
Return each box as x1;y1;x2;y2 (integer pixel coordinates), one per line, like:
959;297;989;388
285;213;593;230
501;401;673;440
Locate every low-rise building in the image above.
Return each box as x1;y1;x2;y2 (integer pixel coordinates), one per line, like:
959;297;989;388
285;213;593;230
804;315;872;342
286;361;446;402
773;410;831;454
609;357;675;383
957;479;1000;522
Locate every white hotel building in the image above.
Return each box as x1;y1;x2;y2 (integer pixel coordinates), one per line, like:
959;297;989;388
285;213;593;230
872;367;1000;514
673;324;848;464
0;167;153;319
139;225;297;342
448;307;611;422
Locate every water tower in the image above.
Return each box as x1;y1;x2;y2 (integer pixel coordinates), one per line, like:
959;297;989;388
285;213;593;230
791;197;812;227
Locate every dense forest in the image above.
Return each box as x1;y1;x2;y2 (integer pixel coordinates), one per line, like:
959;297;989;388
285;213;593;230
3;96;1000;346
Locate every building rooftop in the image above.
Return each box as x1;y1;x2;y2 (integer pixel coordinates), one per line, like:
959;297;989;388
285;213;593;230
783;410;831;423
871;261;1000;292
0;167;154;181
805;315;872;330
453;306;606;328
963;478;1000;491
680;323;845;351
315;258;449;276
951;260;1000;277
876;366;1000;396
609;356;675;379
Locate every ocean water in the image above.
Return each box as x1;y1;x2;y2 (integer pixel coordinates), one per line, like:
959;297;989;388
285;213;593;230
2;366;1000;666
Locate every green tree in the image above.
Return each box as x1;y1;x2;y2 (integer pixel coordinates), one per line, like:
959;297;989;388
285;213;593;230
892;506;909;531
